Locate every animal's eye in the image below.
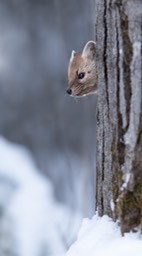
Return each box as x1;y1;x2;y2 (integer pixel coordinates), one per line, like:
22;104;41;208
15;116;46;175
78;72;85;79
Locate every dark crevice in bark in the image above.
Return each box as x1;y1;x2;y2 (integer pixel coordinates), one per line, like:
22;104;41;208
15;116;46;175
101;123;105;215
101;194;104;216
121;17;132;131
116;18;125;168
108;0;112;10
103;0;109;116
102;128;105;183
96;106;103;216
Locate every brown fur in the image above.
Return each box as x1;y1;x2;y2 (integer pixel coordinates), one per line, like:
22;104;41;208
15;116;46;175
67;41;98;97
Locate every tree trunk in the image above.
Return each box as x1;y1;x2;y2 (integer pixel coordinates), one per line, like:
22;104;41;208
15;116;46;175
95;0;142;233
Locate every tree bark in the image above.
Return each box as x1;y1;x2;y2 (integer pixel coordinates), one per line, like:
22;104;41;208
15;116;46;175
95;0;142;233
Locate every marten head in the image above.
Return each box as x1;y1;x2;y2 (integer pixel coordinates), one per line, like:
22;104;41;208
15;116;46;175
67;41;98;97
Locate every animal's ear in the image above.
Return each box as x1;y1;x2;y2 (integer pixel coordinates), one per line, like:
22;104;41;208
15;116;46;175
70;50;76;62
82;41;96;60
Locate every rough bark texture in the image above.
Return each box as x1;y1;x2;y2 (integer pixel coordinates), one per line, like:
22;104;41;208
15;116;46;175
95;0;142;233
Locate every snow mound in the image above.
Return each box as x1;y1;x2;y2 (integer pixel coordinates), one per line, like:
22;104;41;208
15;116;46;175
67;214;142;256
0;136;80;256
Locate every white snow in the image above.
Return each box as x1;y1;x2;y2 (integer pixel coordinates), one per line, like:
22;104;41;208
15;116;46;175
110;199;115;212
0;136;81;256
1;136;142;256
66;214;142;256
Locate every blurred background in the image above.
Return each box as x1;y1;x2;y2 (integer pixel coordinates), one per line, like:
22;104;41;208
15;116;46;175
0;0;96;255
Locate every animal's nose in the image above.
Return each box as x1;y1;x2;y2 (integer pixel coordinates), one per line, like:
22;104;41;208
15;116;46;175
66;88;72;95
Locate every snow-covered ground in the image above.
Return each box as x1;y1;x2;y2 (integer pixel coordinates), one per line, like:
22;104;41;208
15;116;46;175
0;136;81;256
66;214;142;256
1;136;142;256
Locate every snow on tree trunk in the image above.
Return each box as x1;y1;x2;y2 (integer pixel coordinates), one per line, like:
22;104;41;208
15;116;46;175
95;0;142;233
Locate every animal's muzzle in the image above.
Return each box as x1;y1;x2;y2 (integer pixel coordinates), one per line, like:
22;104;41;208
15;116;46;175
66;88;72;95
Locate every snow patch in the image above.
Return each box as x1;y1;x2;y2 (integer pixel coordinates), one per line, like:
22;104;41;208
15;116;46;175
110;199;115;212
66;214;142;256
0;136;81;256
